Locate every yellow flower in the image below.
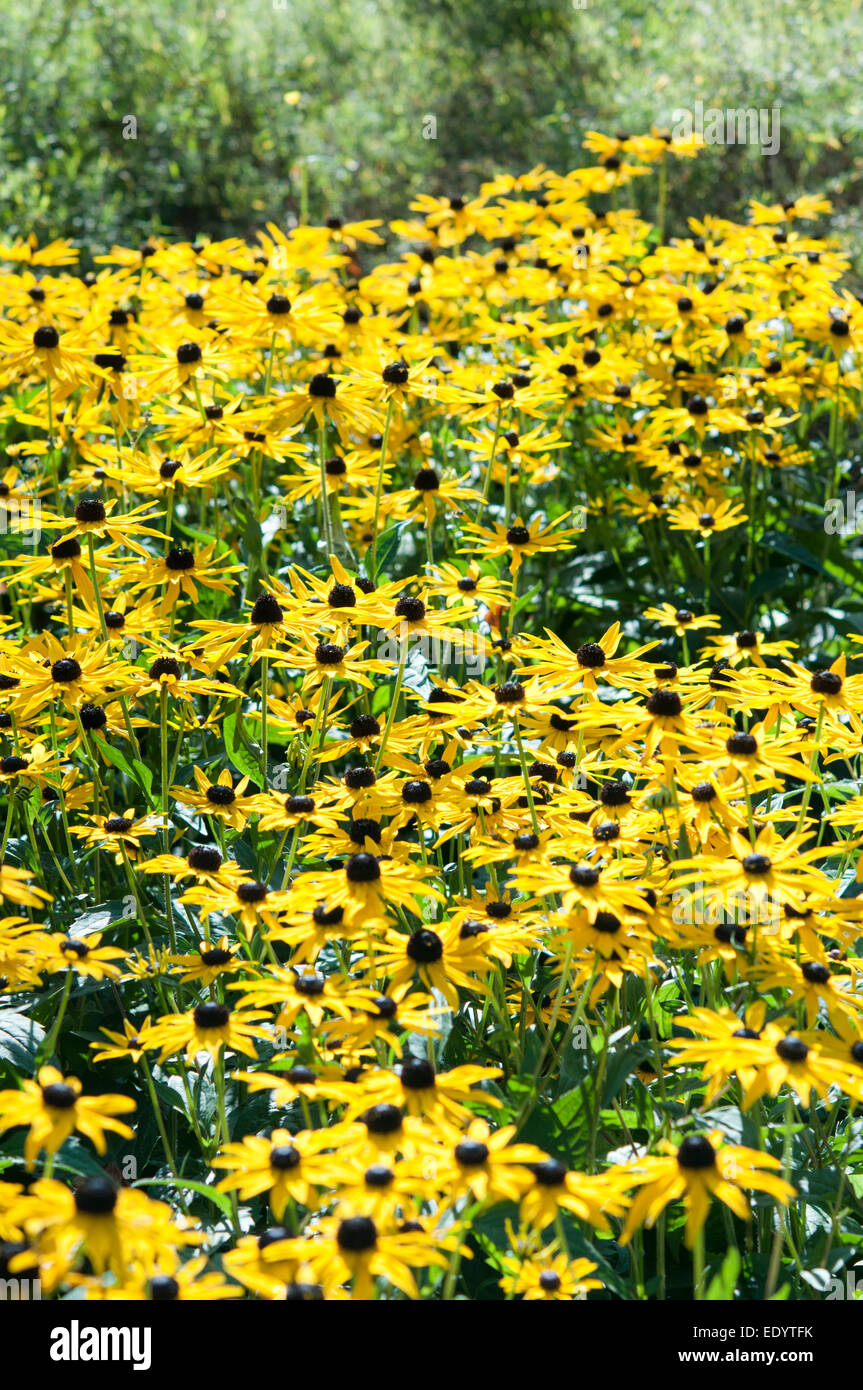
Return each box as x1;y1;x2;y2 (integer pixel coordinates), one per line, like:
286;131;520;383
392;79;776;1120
143;1002;269;1064
620;1132;794;1249
213;1127;344;1218
0;1067;135;1169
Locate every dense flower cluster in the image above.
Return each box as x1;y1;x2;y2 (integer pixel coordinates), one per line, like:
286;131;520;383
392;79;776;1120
0;132;860;1301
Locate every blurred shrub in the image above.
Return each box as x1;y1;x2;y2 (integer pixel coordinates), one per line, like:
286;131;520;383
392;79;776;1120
1;0;861;266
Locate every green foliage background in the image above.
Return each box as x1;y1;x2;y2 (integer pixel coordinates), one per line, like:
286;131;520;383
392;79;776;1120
2;0;862;262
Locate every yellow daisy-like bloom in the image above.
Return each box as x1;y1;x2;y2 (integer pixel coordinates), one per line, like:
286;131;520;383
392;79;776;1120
126;541;242;614
674;821;830;916
320;986;442;1059
221;1230;311;1299
620;1131;794;1249
699;627;797;668
435;1119;545;1204
13;1176;198;1288
514;621;658;695
213;1126;344;1219
643;602;722;638
172;767;258;832
281;635;390;693
0;917;54;992
142;1002;269;1064
753;954;859;1027
340;1058;502;1124
72;807;160;862
71;1251;243;1301
180;877;292;940
425;560;511;612
39;494;166;557
0;320;95;386
128;328;235;396
136;843;246;889
459;512;582;573
0;863;53;908
739;1028;863;1109
362;918;490;1009
664;1003;775;1104
0;742;59;787
520;1159;630;1234
0;1066;135;1169
499;1244;603;1300
231;965;363;1032
43;931;127;981
13;637;131;721
276;1214;448;1300
90;1016;151;1064
271;371;381;445
170;937;246;986
193;587;298;665
290;850;443;931
667;495;748;537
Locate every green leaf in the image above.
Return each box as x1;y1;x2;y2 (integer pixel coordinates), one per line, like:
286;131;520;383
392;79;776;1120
224;707;263;784
0;1131;108;1177
794;1169;843;1208
93;735;154;801
172;516;229;549
706;1246;741;1300
133;1177;234;1217
601;1044;644;1106
66;902;130;937
0;1009;46;1071
374;523;408;576
132;760;155;800
372;683;392;716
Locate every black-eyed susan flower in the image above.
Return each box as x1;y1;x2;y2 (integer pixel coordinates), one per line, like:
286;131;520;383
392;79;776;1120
15;1177;195;1288
520;1160;629;1234
143;1002;269;1065
213;1127;343;1218
499;1243;603;1300
43;933;126;981
90;1017;151;1065
459;512;581;574
435;1120;545;1204
276;1213;447;1300
126;542;241;615
0;1067;135;1169
620;1132;794;1249
172;767;258;832
72;808;160;862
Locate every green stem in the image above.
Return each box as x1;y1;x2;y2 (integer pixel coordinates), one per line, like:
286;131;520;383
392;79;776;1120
260;657;269;787
140;1054;189;1216
513;719;540;834
693;1227;706;1300
41;969;73;1063
160;685;176;953
318;421;333;558
369;397;396;581
298;678;331;794
374;634;407;772
87;532;108;640
477;403;504;524
765;1092;795;1298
